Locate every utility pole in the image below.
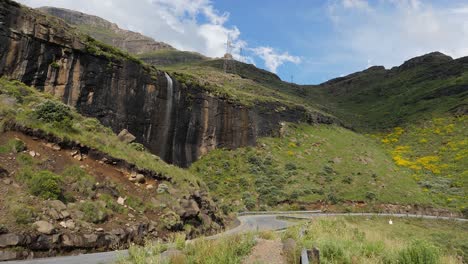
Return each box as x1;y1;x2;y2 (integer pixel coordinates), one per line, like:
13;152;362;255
223;35;236;74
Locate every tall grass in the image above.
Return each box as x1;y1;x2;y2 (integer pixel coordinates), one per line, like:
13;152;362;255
289;217;465;264
119;233;256;264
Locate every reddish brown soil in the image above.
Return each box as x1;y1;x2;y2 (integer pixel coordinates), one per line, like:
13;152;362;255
0;131;164;232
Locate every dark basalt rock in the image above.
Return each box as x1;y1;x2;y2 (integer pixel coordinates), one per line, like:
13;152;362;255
0;0;335;167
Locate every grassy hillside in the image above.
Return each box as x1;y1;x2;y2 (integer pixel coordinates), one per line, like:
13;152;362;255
375;115;467;210
304;53;468;131
190;123;438;213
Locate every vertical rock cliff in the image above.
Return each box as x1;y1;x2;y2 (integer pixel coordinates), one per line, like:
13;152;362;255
0;1;335;166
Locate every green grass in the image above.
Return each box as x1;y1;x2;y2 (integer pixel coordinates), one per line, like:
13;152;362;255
285;216;467;264
138;50;207;66
190;123;433;212
118;232;256;264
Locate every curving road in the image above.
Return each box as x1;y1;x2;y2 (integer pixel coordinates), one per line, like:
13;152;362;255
4;212;466;264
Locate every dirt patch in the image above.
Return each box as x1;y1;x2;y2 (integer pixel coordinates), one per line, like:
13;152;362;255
243;239;286;264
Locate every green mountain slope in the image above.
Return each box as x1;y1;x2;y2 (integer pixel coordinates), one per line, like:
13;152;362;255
190;123;437;213
304;52;468;131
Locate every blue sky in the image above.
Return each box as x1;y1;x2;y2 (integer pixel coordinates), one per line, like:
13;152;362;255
20;0;468;84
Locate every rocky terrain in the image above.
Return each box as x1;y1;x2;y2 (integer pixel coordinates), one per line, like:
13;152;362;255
0;0;334;167
0;0;467;261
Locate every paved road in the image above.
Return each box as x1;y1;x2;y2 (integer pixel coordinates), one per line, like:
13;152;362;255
4;212;466;264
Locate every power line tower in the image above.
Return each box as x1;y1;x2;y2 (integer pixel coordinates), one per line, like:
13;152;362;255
223;36;236;74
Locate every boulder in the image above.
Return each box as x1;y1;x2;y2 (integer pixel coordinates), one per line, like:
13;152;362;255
0;233;22;247
48;200;67;211
117;197;126;205
135;174;145;184
178;199;200;218
0;250;19;261
2;178;12;185
117;129;136;143
30;234;53;250
146;184;154;190
33;221;55;235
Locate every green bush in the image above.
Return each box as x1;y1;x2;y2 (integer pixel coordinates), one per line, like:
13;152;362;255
461;207;468;218
365;191;377;201
34;100;72;123
161;211;182;230
28;170;63;200
79;201;108;223
12;206;36;225
396;240;440;264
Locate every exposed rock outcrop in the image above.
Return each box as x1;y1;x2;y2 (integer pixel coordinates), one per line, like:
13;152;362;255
0;1;335;166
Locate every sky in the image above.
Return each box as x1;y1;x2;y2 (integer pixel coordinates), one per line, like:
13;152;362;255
18;0;468;84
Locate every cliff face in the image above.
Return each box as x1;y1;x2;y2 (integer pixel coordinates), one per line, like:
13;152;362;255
0;1;334;167
37;6;174;55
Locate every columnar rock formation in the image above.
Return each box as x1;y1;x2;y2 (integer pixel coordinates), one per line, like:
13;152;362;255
0;1;335;166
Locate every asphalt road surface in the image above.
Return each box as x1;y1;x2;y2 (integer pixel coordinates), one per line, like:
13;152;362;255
4;212;466;264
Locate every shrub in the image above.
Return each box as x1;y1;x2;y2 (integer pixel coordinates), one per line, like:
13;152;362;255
397;240;440;264
319;240;350;263
34;100;72;123
342;176;353;184
161;211;182;230
79;201;108;223
326;192;340;204
29;170;63;200
243;195;256;210
285;162;297;171
12;206;36;225
62;166;95;196
129;142;146;152
365;191;377;201
461;207;468;218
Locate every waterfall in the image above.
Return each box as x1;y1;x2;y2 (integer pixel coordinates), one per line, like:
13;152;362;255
160;72;173;156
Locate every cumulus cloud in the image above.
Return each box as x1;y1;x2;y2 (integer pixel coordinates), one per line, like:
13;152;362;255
252;47;301;73
17;0;299;73
328;0;468;69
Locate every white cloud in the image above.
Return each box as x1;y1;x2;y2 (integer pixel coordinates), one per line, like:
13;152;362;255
252;47;301;73
17;0;299;73
328;0;468;70
342;0;371;11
